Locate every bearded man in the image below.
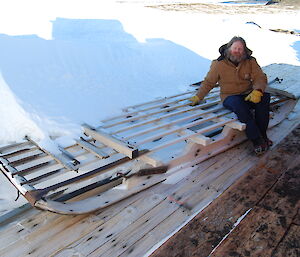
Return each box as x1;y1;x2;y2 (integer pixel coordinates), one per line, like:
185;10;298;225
189;36;272;155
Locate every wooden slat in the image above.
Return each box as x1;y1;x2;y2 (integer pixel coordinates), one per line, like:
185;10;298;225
0;141;32;155
83;125;139;159
180;129;211;146
136;110;231;146
213;117;246;131
102;90;197;123
121;90;196;112
148;117;236;154
76;138;109;159
20;162;63;179
111;100;220;135
102;94;220;129
21;168;64;186
0;163;35;195
57;146;80;166
266;85;296;99
25;137;78;171
123;104;223;140
13;156;54;174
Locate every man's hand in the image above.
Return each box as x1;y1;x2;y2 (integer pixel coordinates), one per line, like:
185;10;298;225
189;95;201;106
245;89;263;103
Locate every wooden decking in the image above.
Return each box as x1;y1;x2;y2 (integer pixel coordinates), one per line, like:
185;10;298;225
0;99;299;256
151;123;300;257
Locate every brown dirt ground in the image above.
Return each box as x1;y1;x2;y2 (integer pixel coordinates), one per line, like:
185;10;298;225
147;0;300;14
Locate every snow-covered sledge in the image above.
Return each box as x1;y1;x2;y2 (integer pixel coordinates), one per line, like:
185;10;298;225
0;77;297;215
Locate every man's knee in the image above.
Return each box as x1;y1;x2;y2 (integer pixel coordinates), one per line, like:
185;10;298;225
256;92;271;109
260;92;271;104
223;95;252;122
223;95;248;112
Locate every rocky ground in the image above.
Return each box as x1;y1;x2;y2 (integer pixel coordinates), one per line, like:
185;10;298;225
147;0;300;14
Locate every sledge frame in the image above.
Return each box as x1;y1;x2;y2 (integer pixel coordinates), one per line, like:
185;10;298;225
0;87;297;214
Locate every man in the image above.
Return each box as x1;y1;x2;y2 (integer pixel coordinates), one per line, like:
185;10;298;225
189;36;272;155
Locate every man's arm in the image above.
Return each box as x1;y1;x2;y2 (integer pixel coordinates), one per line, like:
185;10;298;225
250;58;267;92
196;60;219;100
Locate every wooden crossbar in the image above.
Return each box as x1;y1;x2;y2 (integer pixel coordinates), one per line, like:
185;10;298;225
83;125;139;159
123;105;224;140
121;90;196;112
101;93;220;129
102;90;197;123
0;141;31;155
25;136;78;172
136;110;231;146
111;100;220;135
76;138;110;159
119;87;220;113
149;118;238;153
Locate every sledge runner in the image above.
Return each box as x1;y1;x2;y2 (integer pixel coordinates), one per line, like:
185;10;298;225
189;36;272;155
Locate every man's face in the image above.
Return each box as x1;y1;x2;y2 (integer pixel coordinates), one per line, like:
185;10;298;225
230;41;245;56
229;41;245;63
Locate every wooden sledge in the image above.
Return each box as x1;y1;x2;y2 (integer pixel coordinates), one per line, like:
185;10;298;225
0;83;297;215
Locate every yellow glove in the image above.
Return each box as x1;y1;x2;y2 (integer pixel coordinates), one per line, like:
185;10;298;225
245;90;263;103
189;95;201;106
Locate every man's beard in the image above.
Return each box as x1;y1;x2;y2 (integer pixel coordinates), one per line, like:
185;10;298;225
226;50;247;64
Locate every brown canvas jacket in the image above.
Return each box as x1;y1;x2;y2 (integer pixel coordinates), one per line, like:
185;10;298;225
196;57;267;101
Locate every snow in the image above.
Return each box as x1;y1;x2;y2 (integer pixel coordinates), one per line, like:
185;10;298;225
0;0;300;215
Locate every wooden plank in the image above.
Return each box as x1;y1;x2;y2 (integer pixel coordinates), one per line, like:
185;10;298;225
148;117;235;153
83;125;139;159
210;205;298;257
25;137;78;171
112;100;220;135
121;90;196;113
134;154;255;257
0;185;160;257
136;110;230;146
103;90;208;123
151;123;300;257
266;85;297;99
57;146;80;166
5;149;43;164
76;138;109;159
123;105;223;140
20;162;63;179
13;155;54;174
81;143;251;256
0;203;33;227
90;150;252;257
30;153;136;193
102;94;220;129
272;224;300;257
102;91;193;123
180;129;211;146
0;162;35;195
214;117;246;131
53;189;169;257
21;168;65;186
32;156;219;257
0;141;32;155
123;190;218;257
